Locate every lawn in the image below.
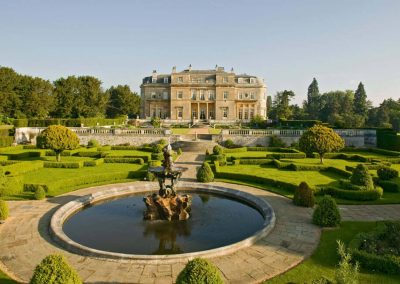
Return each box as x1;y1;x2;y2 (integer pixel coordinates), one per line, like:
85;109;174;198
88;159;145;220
171;128;190;134
266;222;400;284
0;271;17;284
208;128;221;134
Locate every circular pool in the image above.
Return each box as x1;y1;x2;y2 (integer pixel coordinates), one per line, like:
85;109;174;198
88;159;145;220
50;182;275;261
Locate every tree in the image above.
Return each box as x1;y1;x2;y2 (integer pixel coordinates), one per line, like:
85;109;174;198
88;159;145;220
106;85;140;118
299;125;344;163
270;90;295;120
266;95;272;118
36;125;79;162
305;78;321;119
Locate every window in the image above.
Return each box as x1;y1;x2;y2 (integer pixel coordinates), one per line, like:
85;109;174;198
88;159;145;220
223;77;228;83
244;110;249;120
222;107;228;118
151;92;156;99
152;78;157;83
192;110;197;119
177;77;183;83
164;77;169;84
163;91;168;99
177;91;183;99
250;109;254;119
238;78;243;84
223;91;228;100
200;90;205;100
177;107;183;119
208;91;215;100
209;110;214;119
239;110;243;120
239;93;243;99
191;90;196;100
250;92;255;99
250;78;255;84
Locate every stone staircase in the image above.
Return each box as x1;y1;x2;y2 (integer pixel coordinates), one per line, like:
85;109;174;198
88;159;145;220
172;140;217;153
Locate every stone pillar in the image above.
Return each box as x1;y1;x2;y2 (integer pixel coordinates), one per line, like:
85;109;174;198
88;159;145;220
206;103;209;120
197;103;200;120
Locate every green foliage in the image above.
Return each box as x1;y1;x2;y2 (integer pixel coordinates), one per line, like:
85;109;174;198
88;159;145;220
299;125;345;163
176;258;223;284
196;162;214;183
377;129;400;151
250;114;265;128
269;90;295;120
224;139;235;148
377;167;399;180
223;147;247;153
30;254;82;284
24;184;49;193
353;82;368;120
177;148;183;155
150;116;161;128
350;164;374;190
34;187;46;200
213;145;223;155
322;187;383;201
36;125;79;162
269;135;286;147
0;199;9;221
87;139;100;148
266;152;306;159
145;171;156;182
305;78;321;120
313;195;341;227
0;136;13;147
104;157;144;164
293;182;315;207
83;159;104;167
335;240;359;284
153;139;168;153
238;158;273;165
210;154;226;166
44;161;83;169
205;149;210;156
377;180;400;193
106;85;140;118
349;222;400;274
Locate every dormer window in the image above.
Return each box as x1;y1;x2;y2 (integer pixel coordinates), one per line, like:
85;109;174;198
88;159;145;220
164;77;169;84
238;78;243;84
151;92;156;99
223;77;228;83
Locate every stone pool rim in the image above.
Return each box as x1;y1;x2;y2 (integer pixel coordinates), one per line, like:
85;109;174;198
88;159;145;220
50;182;275;263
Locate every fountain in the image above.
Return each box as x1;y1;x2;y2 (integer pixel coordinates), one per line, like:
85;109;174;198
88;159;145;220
143;144;191;221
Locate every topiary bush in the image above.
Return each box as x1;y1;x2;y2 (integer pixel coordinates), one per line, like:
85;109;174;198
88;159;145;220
0;199;9;221
377;167;399;180
312;195;341;227
213;145;223;155
177;148;183;155
87;139;100;148
30;254;82;284
197;162;214;183
34;187;46;200
145;171;156;182
176;258;223;284
293;182;315;207
350;164;374;190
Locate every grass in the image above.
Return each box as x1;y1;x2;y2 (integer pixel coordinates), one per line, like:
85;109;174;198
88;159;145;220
171;128;190;134
208;128;221;134
0;271;17;284
266;222;400;284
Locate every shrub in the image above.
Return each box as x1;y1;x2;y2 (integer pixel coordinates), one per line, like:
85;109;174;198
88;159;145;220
239;158;273;165
151;152;164;161
205;149;210;156
76;151;102;158
293;182;315;207
350;164;374;190
148;160;162;167
83;159;104;167
322;187;383;201
269;135;286;147
223;147;247;153
312;195;341;227
176;258;223;284
43;161;83;169
24;184;49;193
110;146;137;150
34;187;46;200
377;167;399;180
224;139;235;148
104;157;144;164
30;254;82;284
87;139;100;148
210;154;226;166
145;171;156;181
0;199;9;221
377;180;400;193
197;162;214;183
265;152;306;159
213;145;223;155
177;148;183;155
335;240;359;284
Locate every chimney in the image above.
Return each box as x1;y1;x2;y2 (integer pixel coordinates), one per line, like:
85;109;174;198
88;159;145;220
215;64;218;70
172;66;176;73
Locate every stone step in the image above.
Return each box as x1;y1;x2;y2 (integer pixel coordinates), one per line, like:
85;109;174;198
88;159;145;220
172;141;217;153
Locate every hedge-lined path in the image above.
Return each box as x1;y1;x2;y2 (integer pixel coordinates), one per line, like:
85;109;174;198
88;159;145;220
0;181;321;283
174;151;204;182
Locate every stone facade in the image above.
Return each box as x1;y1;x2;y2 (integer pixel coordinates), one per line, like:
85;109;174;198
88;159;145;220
140;66;267;123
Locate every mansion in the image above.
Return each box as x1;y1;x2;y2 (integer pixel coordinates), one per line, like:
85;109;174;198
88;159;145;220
140;65;267;123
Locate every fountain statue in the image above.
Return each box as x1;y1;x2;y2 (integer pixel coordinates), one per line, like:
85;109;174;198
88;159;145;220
143;144;191;221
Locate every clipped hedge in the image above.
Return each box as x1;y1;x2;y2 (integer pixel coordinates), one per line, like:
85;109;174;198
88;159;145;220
3;161;43;175
0;136;14;147
348;222;400;274
44;161;83;169
291;163;327;171
45;150;73;157
197;162;214;183
75;151;103;158
266;152;306;159
176;258;224;284
23;184;49;193
0;160;19;166
239;158;273;165
14;117;126;128
151;152;164;161
106;155;149;162
83;159;104;167
377;180;400;193
0;199;9;221
377;167;399;180
322;167;352;178
322;187;383;201
111;146;137;150
223;147;247;153
5;151;41;160
103;157;144;164
148;160;162;167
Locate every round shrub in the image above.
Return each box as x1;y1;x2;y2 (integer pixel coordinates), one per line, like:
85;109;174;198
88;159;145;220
0;199;9;221
293;182;315;207
34;187;46;200
213;145;223;155
377;167;399;181
197;162;214;183
313;195;341;227
350;164;374;190
30;254;82;284
176;258;223;284
224;139;235;148
87;139;100;148
145;171;156;182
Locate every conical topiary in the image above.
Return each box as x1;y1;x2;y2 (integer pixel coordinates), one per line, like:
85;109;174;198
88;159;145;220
350;164;374;190
313;195;341;227
176;258;224;284
30;254;82;284
197;162;214;183
293;182;315;207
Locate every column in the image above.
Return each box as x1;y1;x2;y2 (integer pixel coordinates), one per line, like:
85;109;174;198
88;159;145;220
206;103;209;120
197;103;200;120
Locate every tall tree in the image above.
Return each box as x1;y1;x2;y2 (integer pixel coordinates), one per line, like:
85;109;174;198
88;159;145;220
270;90;295;120
106;85;140;118
305;78;321;120
266;95;272;118
353;82;368;119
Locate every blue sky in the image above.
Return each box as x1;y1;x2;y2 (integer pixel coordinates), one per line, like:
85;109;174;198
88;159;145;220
1;0;399;106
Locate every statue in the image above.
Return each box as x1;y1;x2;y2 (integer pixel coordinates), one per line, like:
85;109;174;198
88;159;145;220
143;144;191;221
